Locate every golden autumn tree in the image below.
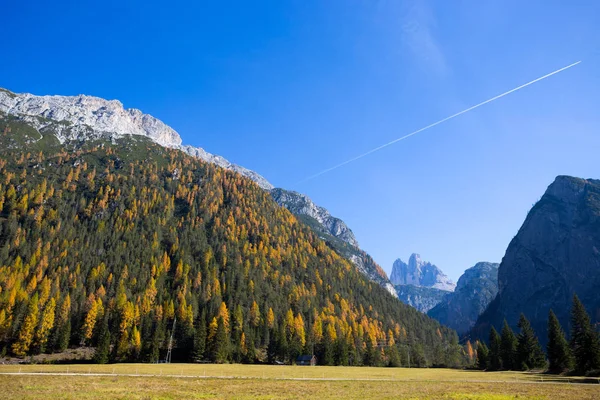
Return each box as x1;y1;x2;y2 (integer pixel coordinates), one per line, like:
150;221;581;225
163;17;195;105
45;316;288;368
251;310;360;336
35;297;56;353
249;301;260;327
266;308;275;329
12;293;39;356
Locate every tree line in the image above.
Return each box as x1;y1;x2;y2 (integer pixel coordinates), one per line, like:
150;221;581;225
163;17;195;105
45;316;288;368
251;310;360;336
475;295;600;375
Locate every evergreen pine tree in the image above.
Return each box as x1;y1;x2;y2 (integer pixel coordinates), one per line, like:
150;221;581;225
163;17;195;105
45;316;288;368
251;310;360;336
516;313;546;370
93;321;111;364
488;327;502;371
547;309;573;374
386;344;401;367
570;295;600;374
267;327;279;364
146;321;163;363
193;310;207;362
320;329;334;366
56;318;71;352
476;341;489;370
500;320;518;370
334;338;349;366
212;316;229;363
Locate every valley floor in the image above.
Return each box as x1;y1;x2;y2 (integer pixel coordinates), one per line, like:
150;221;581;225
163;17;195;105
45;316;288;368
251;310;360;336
0;364;599;399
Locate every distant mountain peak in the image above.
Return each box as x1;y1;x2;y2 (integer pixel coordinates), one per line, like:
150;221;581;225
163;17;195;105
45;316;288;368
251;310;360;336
390;253;456;291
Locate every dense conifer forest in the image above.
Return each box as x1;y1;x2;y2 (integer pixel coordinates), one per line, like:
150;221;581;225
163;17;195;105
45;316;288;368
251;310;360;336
0;113;462;366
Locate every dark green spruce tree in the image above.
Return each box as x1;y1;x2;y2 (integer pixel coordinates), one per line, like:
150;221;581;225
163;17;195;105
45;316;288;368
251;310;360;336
547;309;573;374
210;317;229;364
476;341;489;370
516;313;546;370
93;320;111;364
193;310;207;362
500;320;518;370
488;327;502;371
570;295;600;374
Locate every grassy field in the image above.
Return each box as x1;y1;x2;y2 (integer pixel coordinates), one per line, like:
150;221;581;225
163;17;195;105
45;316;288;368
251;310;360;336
0;364;598;399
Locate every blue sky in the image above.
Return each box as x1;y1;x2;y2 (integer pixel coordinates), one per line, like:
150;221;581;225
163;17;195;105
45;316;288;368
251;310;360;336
2;1;599;280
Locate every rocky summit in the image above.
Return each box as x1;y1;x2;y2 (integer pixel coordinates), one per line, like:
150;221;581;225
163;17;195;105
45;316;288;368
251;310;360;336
428;262;499;335
390;254;456;291
390;254;456;312
0;88;273;190
472;176;600;344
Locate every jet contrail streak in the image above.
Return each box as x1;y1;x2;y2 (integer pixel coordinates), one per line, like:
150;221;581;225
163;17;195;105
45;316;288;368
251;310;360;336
297;60;581;184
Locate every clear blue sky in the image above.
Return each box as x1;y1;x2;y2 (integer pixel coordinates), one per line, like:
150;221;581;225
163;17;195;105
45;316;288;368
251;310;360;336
3;1;599;280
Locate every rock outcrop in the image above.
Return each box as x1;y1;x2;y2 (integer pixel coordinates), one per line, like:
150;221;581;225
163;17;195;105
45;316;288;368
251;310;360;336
271;188;358;247
471;176;600;344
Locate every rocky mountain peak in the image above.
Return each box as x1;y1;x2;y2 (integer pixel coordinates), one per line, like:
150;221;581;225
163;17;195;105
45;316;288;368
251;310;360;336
0;88;273;190
390;253;456;291
472;175;600;345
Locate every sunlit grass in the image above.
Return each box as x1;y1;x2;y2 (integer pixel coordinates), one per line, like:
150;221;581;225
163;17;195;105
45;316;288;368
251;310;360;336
0;364;598;399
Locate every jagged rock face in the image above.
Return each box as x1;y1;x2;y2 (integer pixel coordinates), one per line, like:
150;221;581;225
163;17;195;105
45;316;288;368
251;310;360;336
271;188;359;247
390;254;456;291
390;254;455;312
0;89;181;147
0;88;273;190
428;262;499;335
394;285;450;313
472;176;600;345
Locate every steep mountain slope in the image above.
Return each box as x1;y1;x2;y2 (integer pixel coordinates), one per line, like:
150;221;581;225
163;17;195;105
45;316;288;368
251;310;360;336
272;188;396;297
0;88;394;295
428;262;499;335
390;254;455;312
471;176;600;345
0;106;460;365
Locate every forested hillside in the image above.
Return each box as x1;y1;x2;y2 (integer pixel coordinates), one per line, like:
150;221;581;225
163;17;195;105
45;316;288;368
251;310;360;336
0;112;461;366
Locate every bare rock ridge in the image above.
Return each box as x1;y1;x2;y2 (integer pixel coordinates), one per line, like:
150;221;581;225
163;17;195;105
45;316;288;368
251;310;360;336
0;88;273;190
0;87;396;296
471;176;600;345
271;188;359;247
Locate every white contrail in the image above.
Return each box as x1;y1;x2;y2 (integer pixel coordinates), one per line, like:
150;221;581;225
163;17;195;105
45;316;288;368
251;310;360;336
297;60;581;184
